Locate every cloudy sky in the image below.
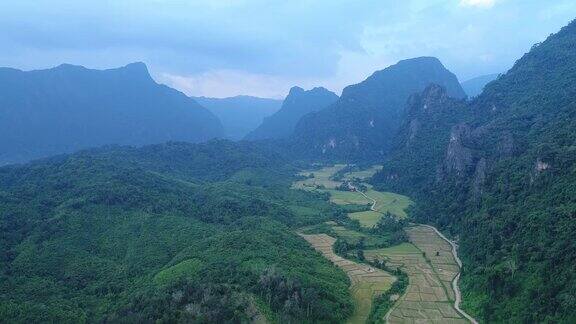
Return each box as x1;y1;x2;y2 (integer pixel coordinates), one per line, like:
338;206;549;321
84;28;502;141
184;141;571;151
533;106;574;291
1;0;575;98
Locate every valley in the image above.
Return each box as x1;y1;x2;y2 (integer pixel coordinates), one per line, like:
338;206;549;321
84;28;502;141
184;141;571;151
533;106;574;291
2;4;576;323
292;164;476;323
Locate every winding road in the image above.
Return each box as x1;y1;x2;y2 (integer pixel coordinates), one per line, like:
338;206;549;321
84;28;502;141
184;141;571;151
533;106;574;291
356;189;378;211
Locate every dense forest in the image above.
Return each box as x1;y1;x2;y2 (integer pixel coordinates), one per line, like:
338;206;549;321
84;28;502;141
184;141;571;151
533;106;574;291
0;141;355;323
372;19;576;323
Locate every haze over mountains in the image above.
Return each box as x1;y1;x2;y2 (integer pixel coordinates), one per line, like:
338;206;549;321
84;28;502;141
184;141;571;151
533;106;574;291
193;96;282;140
3;14;576;324
0;62;223;165
0;56;487;166
245;86;338;140
461;73;500;97
290;57;466;160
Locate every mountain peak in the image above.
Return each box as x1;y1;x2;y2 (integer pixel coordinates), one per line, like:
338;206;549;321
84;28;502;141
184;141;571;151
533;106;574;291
118;62;152;80
123;62;149;73
288;86;305;96
54;63;88;72
292;57;466;160
287;86;335;99
244;85;338;141
397;56;442;65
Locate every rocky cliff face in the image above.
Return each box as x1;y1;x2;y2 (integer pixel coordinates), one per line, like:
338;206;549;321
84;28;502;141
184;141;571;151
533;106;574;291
373;19;576;322
444;123;474;177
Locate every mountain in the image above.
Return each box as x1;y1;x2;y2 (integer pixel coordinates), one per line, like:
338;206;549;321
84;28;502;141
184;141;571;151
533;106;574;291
0;140;352;323
372;19;576;322
192;96;282;140
461;73;500;97
244;86;338;140
0;63;223;165
291;57;466;161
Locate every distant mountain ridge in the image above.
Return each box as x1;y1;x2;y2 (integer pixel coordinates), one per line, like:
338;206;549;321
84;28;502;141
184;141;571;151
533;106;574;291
192;95;282;140
461;73;500;97
0;62;223;165
244;86;338;140
291;57;466;161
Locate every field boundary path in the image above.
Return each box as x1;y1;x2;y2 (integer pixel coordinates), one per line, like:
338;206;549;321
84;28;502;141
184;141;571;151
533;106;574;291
367;225;471;324
356;189;378;211
420;225;478;324
298;232;395;324
358;182;477;323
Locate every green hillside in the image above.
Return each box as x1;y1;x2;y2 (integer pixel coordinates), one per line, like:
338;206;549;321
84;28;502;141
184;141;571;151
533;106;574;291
373;19;576;323
0;141;353;323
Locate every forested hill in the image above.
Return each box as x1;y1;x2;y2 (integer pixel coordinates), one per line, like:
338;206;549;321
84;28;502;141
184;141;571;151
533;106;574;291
244;86;338;140
193;96;282;140
0;63;223;166
291;57;465;161
0;140;353;322
372;19;576;322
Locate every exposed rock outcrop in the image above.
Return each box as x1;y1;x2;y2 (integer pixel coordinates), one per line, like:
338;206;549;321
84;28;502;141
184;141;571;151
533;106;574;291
445;124;475;177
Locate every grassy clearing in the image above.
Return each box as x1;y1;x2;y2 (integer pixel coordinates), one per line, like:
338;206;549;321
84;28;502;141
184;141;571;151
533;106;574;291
299;233;395;324
366;190;412;219
328;189;372;206
331;225;367;245
343;165;383;181
347;190;412;228
293;164;347;190
348;211;382;228
154;258;202;286
365;225;467;323
367;242;421;255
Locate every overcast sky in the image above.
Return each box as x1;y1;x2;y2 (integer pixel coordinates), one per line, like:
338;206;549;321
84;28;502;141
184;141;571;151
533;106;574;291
1;0;575;98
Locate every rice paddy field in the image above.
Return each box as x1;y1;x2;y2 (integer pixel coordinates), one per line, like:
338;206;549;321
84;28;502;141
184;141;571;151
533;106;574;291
365;225;467;323
293;165;412;228
294;165;471;323
299;233;396;324
330;225;390;247
342;165;384;181
292;164;347;190
327;189;372;206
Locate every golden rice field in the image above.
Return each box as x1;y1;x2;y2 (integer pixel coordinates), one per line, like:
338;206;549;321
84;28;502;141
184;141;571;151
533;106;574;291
293;165;413;228
299;233;396;324
365;225;467;323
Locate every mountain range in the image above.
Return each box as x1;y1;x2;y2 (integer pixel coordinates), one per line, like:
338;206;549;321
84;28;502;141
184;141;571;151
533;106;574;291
0;62;223;165
291;57;466;161
244;86;338;141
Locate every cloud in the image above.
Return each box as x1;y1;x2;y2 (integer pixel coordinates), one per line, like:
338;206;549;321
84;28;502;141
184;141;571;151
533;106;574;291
2;0;576;98
159;70;297;99
460;0;496;9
